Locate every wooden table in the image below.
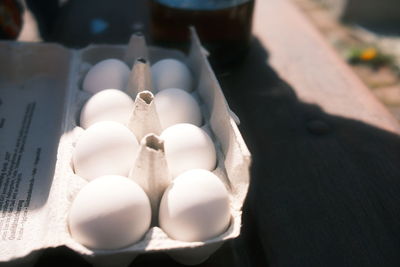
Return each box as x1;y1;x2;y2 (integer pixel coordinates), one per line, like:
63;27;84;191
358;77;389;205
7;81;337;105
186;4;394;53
22;0;400;266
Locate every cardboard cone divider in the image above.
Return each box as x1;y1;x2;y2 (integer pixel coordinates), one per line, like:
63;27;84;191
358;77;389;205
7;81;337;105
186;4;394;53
124;33;149;67
128;133;170;226
0;30;251;267
128;91;162;141
125;58;153;98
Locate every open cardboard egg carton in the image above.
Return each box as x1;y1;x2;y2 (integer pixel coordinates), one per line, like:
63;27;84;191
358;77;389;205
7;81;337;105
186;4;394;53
0;29;251;267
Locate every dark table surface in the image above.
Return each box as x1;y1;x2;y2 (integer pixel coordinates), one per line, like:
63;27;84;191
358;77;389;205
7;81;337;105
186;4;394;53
12;0;400;266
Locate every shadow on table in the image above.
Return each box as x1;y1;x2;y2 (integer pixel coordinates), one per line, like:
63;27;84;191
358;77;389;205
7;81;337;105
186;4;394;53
34;36;400;267
218;37;400;267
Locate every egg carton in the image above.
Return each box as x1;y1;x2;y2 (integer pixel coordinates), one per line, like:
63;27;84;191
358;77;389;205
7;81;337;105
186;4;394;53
0;29;251;267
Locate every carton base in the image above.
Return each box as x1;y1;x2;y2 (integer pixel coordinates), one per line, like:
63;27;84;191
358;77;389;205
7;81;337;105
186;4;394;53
167;243;222;266
82;252;138;267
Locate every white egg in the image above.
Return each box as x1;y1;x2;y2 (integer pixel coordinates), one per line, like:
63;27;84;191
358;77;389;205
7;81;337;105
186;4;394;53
154;88;202;130
159;169;231;242
79;89;134;129
73;121;139;181
69;175;151;249
82;59;130;94
151;59;193;92
160;123;216;178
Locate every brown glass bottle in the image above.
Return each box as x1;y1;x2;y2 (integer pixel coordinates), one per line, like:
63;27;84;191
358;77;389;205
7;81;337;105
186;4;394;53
149;0;255;70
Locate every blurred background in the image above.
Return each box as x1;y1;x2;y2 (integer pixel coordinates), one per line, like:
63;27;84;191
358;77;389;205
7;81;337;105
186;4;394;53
1;0;400;118
293;0;400;120
0;0;149;45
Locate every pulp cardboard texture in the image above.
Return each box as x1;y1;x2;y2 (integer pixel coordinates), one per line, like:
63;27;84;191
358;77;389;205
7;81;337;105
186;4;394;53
0;30;251;266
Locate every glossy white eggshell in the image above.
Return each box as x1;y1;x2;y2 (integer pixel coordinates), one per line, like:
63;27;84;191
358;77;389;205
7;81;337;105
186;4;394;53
154;88;202;130
151;59;193;92
159;169;231;242
73;121;139;181
79;89;135;129
82;59;130;94
160;123;217;178
69;175;151;250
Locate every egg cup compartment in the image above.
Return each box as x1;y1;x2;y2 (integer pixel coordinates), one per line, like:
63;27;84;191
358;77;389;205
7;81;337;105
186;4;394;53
0;29;250;267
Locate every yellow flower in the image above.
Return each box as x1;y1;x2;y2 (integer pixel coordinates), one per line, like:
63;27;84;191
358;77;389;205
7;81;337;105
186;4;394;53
360;48;377;61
